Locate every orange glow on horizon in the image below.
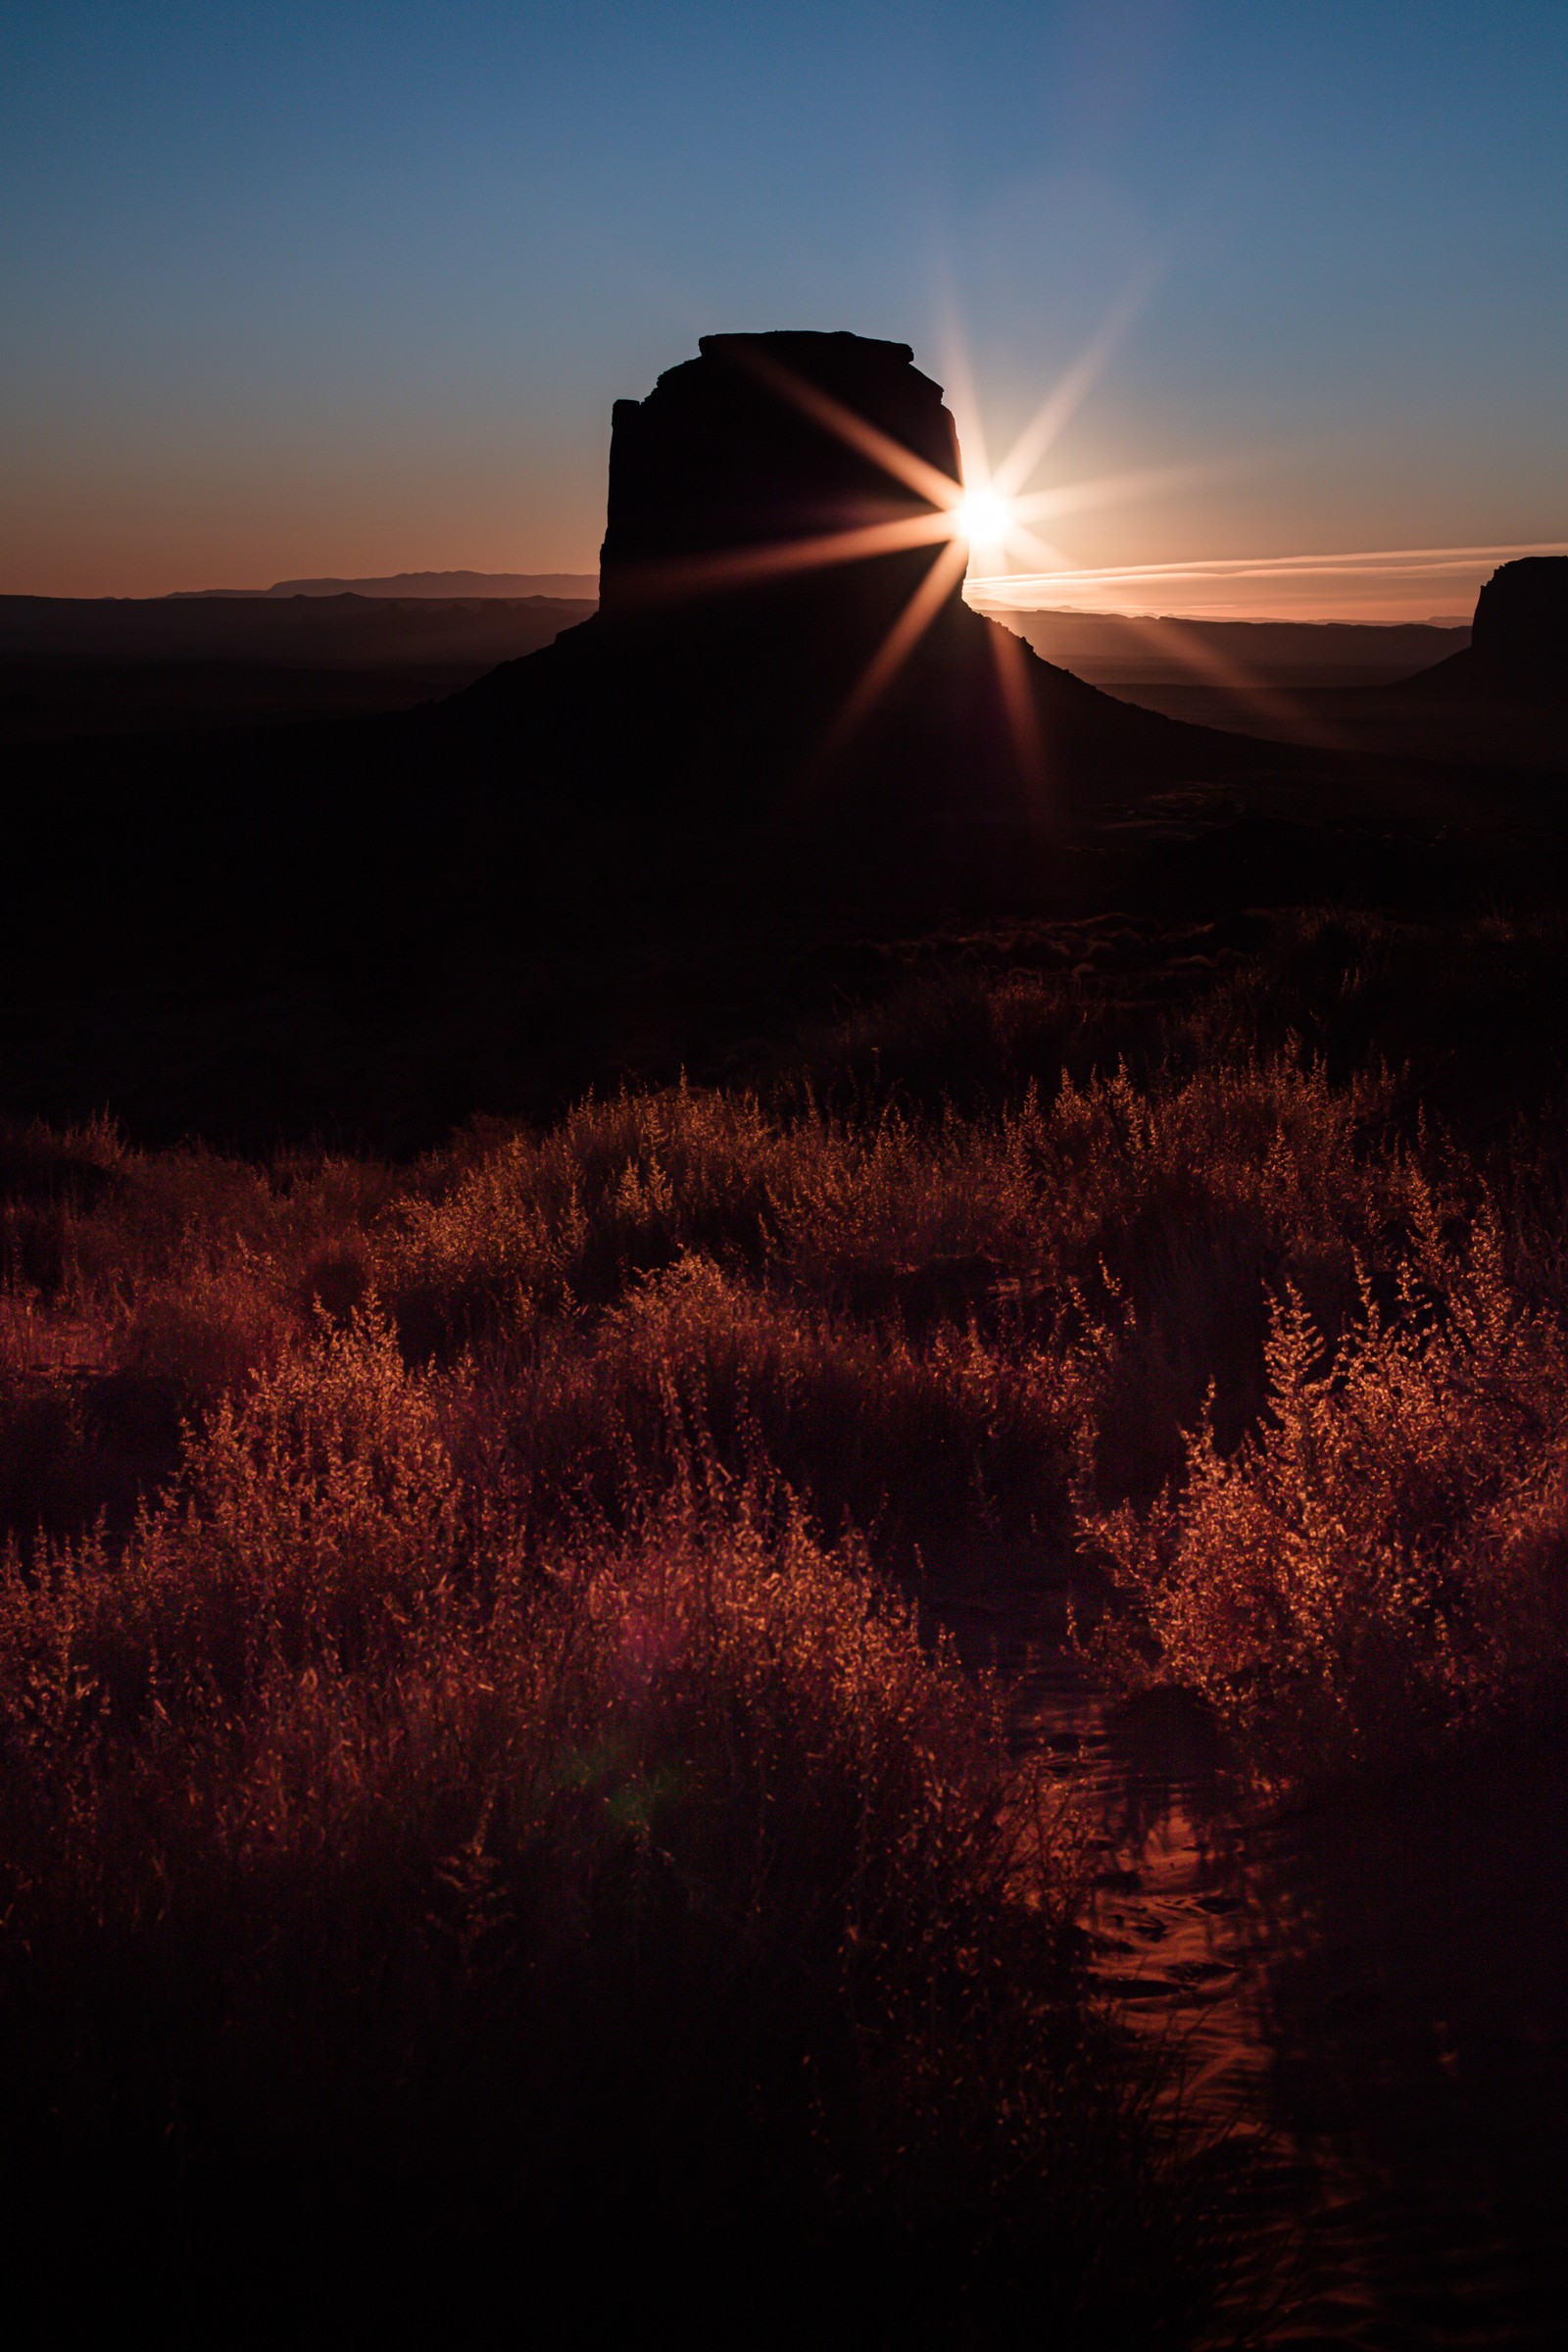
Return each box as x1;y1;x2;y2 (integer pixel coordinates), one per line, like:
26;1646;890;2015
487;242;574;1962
964;539;1568;625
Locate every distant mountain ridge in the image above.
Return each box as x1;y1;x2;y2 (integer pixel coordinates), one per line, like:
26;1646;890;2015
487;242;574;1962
975;607;1470;687
0;592;596;742
1074;559;1566;772
173;570;600;601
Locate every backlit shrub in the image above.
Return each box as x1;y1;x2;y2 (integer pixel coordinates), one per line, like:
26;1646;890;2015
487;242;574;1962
1085;1210;1568;1773
0;1317;1183;2338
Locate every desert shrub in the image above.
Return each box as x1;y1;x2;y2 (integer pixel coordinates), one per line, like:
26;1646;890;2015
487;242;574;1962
0;1310;467;1728
376;1082;808;1351
813;909;1568;1149
0;1135;400;1537
0;1013;1500;1651
0;1319;1195;2341
1168;908;1568;1143
1038;1056;1435;1497
799;936;1255;1116
830;963;1079;1102
756;1052;1430;1508
9;969;1562;2330
458;1252;1092;1553
0;1116;132;1292
117;1249;290;1406
0;1044;1452;1559
1085;1208;1568;1775
0;1118;390;1318
0;1365;96;1538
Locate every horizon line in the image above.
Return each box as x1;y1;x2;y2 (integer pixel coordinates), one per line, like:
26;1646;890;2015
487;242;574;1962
965;538;1568;610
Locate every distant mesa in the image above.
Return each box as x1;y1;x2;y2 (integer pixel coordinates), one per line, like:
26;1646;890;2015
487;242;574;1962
1413;556;1567;702
177;570;600;601
599;331;959;614
1469;556;1567;692
457;328;1223;884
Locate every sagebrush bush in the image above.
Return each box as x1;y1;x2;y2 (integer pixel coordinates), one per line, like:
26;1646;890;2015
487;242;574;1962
1085;1208;1568;1774
0;1314;1191;2339
1;944;1563;2328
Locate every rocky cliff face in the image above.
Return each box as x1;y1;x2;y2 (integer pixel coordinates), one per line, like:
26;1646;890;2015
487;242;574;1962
455;329;1227;900
1469;557;1567;692
599;331;960;616
1403;556;1566;710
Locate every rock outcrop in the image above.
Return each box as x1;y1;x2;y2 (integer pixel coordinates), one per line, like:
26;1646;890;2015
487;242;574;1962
1407;556;1567;704
456;329;1233;899
599;331;960;623
1470;556;1567;694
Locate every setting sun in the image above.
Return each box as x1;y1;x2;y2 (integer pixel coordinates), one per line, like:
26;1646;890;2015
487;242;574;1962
955;484;1014;546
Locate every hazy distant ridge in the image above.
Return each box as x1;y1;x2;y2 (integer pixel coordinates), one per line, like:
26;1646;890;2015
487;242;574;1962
175;569;600;601
0;591;597;741
0;594;595;662
981;607;1470;687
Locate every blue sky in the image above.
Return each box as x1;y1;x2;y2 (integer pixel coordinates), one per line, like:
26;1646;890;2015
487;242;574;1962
3;1;1565;610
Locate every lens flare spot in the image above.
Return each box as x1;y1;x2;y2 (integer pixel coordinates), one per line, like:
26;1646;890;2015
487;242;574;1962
956;485;1014;546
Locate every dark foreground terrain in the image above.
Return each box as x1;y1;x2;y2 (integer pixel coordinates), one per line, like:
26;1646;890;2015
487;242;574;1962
4;911;1568;2341
4;651;1562;1156
3;632;1568;2340
1098;668;1568;774
0;588;595;740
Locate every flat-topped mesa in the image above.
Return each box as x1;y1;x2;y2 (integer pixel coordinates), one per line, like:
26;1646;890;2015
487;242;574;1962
453;326;1224;883
598;331;962;619
1469;556;1568;694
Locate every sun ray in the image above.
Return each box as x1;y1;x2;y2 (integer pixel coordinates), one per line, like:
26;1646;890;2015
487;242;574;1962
990;272;1155;500
1013;459;1228;527
820;537;971;758
611;506;957;612
986;611;1049;810
933;316;992;500
735;345;963;515
996;521;1072;572
1097;610;1349;748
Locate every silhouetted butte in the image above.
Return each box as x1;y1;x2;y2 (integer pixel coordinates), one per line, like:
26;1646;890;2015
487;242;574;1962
1412;556;1568;703
457;330;1214;893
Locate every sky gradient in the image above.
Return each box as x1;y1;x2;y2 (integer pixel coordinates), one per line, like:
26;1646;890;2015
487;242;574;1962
3;2;1566;615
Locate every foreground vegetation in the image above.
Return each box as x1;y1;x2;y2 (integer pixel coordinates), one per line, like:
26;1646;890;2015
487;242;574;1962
2;908;1565;2328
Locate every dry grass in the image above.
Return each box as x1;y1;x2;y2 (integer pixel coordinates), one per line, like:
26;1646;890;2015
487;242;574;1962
2;931;1564;2323
1086;1208;1568;1775
0;1317;1192;2338
0;1037;1433;1550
